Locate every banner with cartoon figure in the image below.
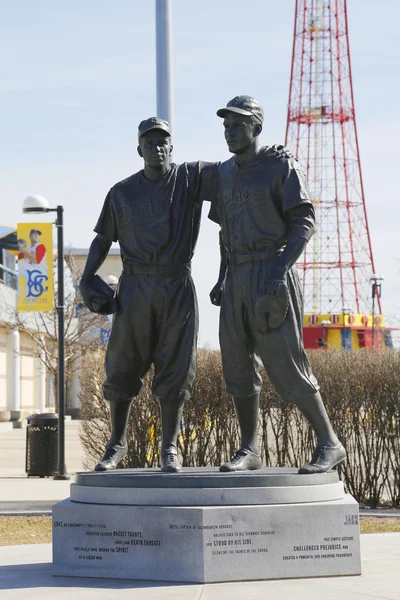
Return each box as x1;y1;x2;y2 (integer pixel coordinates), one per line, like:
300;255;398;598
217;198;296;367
17;223;54;311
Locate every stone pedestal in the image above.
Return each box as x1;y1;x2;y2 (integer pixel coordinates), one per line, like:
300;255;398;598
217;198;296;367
52;467;361;583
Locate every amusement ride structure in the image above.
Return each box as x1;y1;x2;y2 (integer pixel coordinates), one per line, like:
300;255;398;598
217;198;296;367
285;0;391;349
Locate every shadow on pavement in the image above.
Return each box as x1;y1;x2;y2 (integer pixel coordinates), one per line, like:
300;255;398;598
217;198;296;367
0;563;199;590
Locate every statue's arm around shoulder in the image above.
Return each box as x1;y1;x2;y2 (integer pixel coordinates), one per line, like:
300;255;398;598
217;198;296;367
267;144;296;161
198;161;220;202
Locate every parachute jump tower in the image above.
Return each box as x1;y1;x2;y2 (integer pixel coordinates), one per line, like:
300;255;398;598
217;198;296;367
285;0;392;349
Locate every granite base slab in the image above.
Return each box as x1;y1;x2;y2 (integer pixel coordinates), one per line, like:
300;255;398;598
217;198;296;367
52;495;361;583
71;467;344;506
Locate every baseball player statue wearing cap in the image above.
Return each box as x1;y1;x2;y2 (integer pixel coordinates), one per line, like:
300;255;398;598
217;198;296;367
79;117;216;473
209;96;346;474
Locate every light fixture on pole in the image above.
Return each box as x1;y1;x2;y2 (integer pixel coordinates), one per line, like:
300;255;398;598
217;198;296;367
23;194;69;480
369;274;384;350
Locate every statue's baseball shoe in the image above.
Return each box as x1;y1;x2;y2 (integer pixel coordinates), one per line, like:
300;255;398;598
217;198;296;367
220;449;262;472
161;451;182;473
299;443;346;474
94;443;127;471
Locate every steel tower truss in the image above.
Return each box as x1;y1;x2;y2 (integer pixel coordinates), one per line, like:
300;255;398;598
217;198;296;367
285;0;380;316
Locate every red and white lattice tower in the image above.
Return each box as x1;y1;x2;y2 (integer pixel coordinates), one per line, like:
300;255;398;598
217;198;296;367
285;0;385;347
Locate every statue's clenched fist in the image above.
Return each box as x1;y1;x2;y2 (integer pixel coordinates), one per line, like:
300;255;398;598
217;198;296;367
209;280;225;306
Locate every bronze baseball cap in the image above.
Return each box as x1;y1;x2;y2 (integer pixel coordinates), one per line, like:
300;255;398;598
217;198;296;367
138;117;171;140
217;95;264;125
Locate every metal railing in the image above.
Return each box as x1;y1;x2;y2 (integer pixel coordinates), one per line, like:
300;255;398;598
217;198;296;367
0;262;18;290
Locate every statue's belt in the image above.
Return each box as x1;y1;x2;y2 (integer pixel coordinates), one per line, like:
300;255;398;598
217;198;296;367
226;248;283;266
123;262;191;277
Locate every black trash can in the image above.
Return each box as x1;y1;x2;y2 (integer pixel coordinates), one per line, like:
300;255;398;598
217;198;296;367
25;413;58;477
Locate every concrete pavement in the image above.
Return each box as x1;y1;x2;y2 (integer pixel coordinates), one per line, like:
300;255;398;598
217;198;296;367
0;419;85;478
0;420;83;514
1;534;399;599
1;424;400;598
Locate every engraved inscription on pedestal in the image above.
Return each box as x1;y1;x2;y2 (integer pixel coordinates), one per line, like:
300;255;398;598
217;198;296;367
53;493;361;583
53;521;162;563
199;503;360;581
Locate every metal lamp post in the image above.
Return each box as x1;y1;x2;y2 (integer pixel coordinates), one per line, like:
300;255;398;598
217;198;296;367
155;0;173;129
370;274;384;350
23;195;69;480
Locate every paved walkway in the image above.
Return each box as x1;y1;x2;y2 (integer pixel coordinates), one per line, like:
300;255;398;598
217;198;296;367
1;534;399;599
0;420;85;478
0;420;82;514
1;425;400;598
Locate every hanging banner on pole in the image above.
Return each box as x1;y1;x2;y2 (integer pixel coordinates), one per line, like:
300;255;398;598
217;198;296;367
17;223;54;311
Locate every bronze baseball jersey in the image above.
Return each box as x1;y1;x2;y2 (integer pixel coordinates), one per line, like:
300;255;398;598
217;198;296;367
209;147;319;400
95;161;217;401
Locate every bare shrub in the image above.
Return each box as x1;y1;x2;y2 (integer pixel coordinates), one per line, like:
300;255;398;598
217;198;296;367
308;349;400;507
79;348;160;470
79;347;400;507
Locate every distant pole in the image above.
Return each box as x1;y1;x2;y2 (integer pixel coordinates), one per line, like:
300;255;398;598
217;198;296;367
7;256;20;421
53;205;69;480
155;0;173;131
370;275;383;351
371;285;375;350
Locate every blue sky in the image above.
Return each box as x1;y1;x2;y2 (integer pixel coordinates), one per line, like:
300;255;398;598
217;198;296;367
2;0;400;346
